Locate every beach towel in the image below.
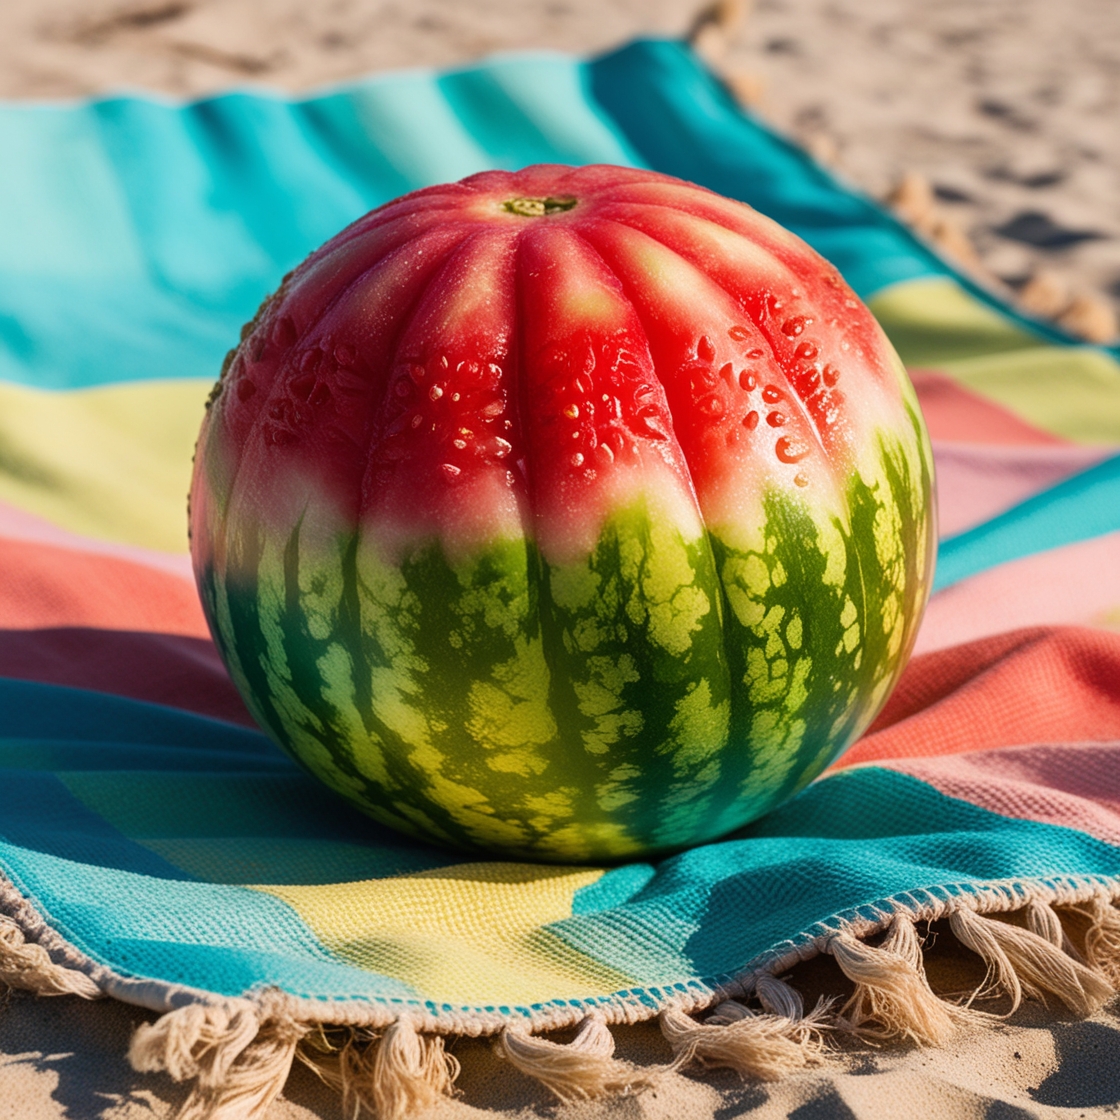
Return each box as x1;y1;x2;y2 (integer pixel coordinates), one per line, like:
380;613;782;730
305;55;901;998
3;37;1120;1117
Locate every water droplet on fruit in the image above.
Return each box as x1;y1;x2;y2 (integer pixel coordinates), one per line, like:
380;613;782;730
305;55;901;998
762;385;783;403
776;436;811;463
697;335;716;362
290;373;315;401
794;472;809;487
823;364;841;387
439;355;450;370
300;349;321;373
453;438;467;450
782;317;809;337
795;341;818;360
441;463;461;482
492;438;512;458
767;412;786;427
743;410;759;430
429;385;444;401
571;452;584;467
272;316;297;348
596;443;615;465
563;404;579;419
236;379;257;401
739;370;758;391
480;398;504;418
700;395;725;418
451;392;461;402
411;413;423;429
729;325;751;341
334;343;356;366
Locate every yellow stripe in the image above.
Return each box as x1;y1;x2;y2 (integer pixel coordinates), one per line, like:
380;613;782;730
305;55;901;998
251;863;634;1006
869;277;1120;444
0;378;211;552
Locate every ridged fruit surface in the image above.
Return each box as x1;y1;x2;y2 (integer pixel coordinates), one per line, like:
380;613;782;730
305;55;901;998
190;164;935;862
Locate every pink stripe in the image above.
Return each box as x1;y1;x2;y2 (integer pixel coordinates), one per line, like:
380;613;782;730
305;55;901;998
882;742;1120;846
0;498;193;581
930;440;1115;537
915;531;1120;655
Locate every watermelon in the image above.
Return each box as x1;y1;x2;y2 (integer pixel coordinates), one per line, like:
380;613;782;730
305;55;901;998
190;164;935;862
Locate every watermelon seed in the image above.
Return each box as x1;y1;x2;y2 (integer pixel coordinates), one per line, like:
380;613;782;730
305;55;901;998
743;410;759;430
441;463;461;482
747;348;764;359
782;317;810;337
762;385;783;403
697;335;716;362
700;395;725;418
739;370;758;391
236;379;257;401
795;472;809;487
299;349;321;372
411;414;423;428
718;362;734;382
823;365;841;387
767;412;786;427
309;384;331;407
563;404;580;419
795;341;819;360
394;381;411;398
776;436;811;463
728;325;752;341
334;343;355;366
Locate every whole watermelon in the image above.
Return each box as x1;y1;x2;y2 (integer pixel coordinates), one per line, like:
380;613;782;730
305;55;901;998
190;165;935;862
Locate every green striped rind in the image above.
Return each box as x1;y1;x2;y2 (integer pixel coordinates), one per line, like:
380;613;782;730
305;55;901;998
198;418;932;863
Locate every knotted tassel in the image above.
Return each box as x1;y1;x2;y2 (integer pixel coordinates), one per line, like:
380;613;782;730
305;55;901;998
660;985;826;1081
499;1013;651;1102
0;916;101;999
1072;895;1120;986
327;1018;460;1120
129;1000;307;1120
949;907;1113;1017
830;916;976;1045
1025;899;1083;961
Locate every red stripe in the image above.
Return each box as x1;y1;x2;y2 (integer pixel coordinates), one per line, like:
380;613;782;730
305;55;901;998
0;626;255;727
843;626;1120;767
0;537;208;636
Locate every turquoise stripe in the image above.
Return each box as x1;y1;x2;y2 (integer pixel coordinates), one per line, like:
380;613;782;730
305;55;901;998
0;843;420;1001
560;766;1120;986
933;453;1120;591
9;40;1115;392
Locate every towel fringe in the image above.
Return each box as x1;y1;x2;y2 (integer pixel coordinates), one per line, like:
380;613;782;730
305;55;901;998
1070;895;1120;986
3;892;1114;1116
498;1013;653;1102
829;916;978;1045
0;915;101;1000
659;987;828;1080
129;1000;306;1120
949;906;1113;1017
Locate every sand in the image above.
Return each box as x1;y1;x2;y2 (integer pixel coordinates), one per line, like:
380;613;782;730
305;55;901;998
2;1;1120;1117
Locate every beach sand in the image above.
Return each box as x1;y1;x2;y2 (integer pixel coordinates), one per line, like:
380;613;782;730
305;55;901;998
1;1;1120;1117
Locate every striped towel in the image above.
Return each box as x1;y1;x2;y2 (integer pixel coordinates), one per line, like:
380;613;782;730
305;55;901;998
3;38;1120;1116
